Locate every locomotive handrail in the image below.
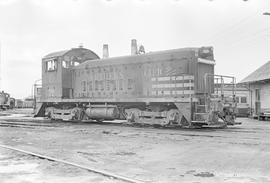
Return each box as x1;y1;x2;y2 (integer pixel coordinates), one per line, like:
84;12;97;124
204;73;236;97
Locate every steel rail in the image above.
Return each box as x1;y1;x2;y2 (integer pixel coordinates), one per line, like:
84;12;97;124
0;144;147;183
0;121;58;127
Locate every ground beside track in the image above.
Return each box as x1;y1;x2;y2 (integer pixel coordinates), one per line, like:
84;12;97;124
0;109;270;183
0;148;124;183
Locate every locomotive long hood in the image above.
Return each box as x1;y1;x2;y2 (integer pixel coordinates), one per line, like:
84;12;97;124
75;46;214;69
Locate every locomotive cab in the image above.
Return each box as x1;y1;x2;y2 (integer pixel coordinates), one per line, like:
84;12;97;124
41;47;99;100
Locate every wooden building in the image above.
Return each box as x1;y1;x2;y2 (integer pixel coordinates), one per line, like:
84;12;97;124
240;61;270;119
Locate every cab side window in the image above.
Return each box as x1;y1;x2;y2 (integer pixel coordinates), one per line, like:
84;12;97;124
46;59;57;71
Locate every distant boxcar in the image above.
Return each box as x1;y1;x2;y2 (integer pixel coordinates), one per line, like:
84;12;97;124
22;98;34;108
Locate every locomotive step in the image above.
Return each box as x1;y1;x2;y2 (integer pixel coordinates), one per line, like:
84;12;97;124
191;121;227;128
202;124;227;128
191;120;207;124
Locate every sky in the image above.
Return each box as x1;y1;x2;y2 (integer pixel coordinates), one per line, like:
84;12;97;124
0;0;270;99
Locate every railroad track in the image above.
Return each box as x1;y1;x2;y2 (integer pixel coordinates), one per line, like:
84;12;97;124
0;121;60;128
0;118;242;137
0;144;147;183
0;116;248;142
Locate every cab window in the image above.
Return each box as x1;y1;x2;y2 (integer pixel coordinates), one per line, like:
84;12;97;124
46;59;57;71
62;60;69;68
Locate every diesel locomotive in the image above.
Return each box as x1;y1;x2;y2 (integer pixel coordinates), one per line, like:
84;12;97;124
0;91;15;110
35;40;239;127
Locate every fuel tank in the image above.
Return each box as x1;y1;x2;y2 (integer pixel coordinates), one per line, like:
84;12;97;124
85;106;119;120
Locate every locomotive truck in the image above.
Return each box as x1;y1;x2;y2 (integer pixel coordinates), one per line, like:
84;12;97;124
34;40;239;128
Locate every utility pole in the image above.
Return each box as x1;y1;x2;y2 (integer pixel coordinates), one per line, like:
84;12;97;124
0;41;2;90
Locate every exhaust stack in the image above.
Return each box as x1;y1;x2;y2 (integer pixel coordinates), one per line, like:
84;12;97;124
103;44;109;58
131;39;138;55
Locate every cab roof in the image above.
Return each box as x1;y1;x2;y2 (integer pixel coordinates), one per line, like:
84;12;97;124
43;47;100;60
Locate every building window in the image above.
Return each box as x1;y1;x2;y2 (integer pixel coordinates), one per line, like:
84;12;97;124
236;97;239;103
255;89;260;101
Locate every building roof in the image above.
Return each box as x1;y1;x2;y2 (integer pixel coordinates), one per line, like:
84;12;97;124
240;61;270;83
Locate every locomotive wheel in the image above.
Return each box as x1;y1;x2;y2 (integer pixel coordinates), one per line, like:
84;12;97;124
163;109;182;126
47;111;52;119
125;108;141;123
45;107;54;120
71;107;84;121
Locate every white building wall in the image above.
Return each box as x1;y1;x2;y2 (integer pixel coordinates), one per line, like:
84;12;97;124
260;83;270;110
249;82;270;115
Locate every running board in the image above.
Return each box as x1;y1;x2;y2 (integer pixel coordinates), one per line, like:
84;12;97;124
227;122;242;125
191;121;227;128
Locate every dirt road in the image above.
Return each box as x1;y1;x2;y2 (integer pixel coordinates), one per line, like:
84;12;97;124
0;109;269;183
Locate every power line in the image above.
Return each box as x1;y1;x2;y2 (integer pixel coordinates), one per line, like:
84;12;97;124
207;2;270;43
0;41;1;90
228;26;270;48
